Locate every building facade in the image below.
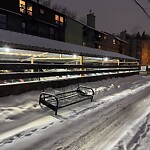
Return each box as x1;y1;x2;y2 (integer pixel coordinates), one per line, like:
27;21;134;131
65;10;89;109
141;41;150;65
0;0;129;56
65;18;83;45
0;0;65;41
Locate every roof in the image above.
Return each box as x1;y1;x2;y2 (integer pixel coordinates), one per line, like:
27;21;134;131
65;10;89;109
115;37;128;44
83;25;108;35
0;29;137;60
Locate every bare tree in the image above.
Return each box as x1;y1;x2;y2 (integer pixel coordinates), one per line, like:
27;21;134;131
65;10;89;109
52;3;61;11
69;11;77;20
52;3;77;20
60;6;68;15
42;0;52;8
79;16;86;24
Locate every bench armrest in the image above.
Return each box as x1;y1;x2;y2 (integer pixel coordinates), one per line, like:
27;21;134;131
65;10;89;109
77;86;94;96
39;92;59;108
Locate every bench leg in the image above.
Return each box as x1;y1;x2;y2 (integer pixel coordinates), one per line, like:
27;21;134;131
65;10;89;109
55;109;58;115
91;97;93;102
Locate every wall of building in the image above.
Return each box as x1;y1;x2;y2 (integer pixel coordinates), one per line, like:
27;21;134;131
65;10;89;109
0;0;65;41
83;27;96;48
103;34;121;53
142;41;150;65
65;18;83;45
0;0;129;57
0;0;19;13
128;38;142;61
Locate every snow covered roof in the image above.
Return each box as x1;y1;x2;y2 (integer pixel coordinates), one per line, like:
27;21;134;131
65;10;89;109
115;37;128;44
0;29;137;60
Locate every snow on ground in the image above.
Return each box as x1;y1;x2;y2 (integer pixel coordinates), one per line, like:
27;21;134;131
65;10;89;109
0;75;150;150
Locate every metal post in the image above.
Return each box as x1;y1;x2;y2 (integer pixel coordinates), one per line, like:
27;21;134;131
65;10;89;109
80;56;83;76
31;58;34;72
117;59;120;66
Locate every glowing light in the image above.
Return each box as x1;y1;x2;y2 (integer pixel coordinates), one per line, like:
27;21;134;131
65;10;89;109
4;47;10;52
73;54;77;58
104;57;109;61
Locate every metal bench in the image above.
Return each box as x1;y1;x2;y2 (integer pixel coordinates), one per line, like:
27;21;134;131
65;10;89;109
39;86;94;115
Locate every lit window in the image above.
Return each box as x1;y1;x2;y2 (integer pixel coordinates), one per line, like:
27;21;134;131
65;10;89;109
19;0;33;16
55;15;59;24
55;15;64;26
40;9;45;14
113;39;116;45
98;45;101;49
83;42;86;46
98;35;101;38
104;36;107;40
60;16;64;26
20;0;25;14
27;3;33;16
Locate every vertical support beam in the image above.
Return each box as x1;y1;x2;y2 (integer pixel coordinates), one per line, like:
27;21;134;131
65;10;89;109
31;58;34;72
117;59;120;66
80;56;83;70
80;56;83;76
59;54;62;58
80;56;83;65
76;60;78;65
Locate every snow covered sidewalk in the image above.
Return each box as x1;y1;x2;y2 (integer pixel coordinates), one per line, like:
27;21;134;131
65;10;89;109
0;75;150;150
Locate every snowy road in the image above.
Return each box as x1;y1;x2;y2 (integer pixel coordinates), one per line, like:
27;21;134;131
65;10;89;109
0;75;150;150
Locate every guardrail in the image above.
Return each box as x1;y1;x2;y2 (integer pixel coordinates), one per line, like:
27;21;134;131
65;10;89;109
0;63;140;97
0;63;139;80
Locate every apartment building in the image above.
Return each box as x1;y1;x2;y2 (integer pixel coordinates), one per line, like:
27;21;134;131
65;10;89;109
0;0;65;41
0;0;129;56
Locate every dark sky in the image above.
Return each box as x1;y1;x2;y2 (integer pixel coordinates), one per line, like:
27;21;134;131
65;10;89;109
51;0;150;34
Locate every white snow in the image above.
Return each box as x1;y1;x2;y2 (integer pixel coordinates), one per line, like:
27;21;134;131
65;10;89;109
0;75;150;150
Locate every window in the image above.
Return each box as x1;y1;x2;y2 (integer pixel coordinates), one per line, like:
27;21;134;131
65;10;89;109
60;16;64;26
55;15;64;26
98;45;101;49
113;39;116;45
27;3;33;16
20;0;25;14
55;15;59;24
83;42;86;46
104;36;107;40
22;22;26;33
0;14;6;29
19;0;33;16
40;9;45;14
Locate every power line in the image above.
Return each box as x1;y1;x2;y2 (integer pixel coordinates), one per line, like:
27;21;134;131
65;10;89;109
133;0;150;20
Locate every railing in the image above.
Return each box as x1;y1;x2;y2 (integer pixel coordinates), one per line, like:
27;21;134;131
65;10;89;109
0;63;139;81
0;63;140;96
0;63;139;80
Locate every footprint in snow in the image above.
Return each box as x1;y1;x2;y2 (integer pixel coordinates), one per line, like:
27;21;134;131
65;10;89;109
24;128;38;137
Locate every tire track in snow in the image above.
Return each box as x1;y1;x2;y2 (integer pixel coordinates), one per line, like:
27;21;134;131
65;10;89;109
61;87;150;150
1;79;150;150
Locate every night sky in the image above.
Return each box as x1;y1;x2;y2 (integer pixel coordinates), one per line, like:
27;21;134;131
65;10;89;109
51;0;150;34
